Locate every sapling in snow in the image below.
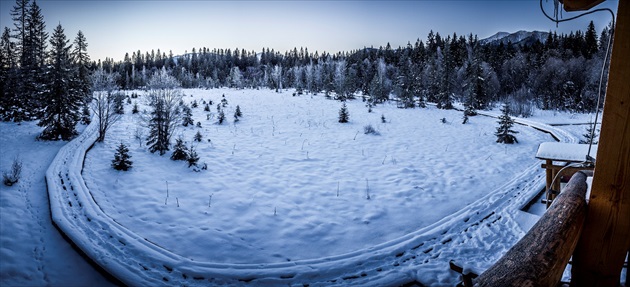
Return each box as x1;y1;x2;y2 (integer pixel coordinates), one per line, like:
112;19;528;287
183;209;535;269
111;142;133;171
171;137;188;160
338;102;349;123
495;104;519;144
2;157;23;186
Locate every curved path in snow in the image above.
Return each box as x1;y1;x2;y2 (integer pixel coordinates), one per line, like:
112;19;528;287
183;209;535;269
46;112;576;286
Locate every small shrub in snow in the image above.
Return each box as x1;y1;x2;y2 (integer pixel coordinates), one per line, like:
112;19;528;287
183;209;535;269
364;124;380;135
234;113;239;123
182;105;194;127
192;100;198;108
495;104;519;144
381;114;387;123
221;94;228;107
171;137;189;160
194;131;203;142
204;104;210;112
196;121;202;128
218;110;226;124
187;145;200;168
462;113;469;124
235;105;242;117
338;102;349;123
111;143;132;171
579;122;598;144
2;157;22;186
132;102;139;114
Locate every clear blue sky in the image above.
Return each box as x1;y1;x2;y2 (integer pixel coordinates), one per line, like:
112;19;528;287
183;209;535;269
0;0;619;62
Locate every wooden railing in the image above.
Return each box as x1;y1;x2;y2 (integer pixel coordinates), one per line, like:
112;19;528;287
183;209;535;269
474;171;588;286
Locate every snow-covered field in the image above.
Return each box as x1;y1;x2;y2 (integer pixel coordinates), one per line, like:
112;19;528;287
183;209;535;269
2;88;608;286
83;88;553;264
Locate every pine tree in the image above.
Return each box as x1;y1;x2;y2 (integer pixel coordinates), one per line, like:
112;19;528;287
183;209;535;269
38;24;82;140
583;21;598;59
235;105;242;117
187;145;199;168
170;137;188;160
111;142;132;171
495;104;519;144
221;94;228;107
338;102;349;123
132;102;139;114
182;104;193;126
146;98;168;154
579;122;598;144
194;130;202;142
72;30;90;102
80;104;91;124
217;109;225;124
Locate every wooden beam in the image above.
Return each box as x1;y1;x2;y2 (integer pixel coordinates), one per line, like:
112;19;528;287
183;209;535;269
561;0;605;12
571;1;630;286
475;172;588;286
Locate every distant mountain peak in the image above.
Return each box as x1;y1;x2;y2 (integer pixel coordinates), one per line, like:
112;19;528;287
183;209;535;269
480;30;549;46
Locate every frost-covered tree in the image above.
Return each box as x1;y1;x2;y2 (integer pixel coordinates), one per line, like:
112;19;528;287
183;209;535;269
38;24;82;141
146;68;182;155
495;104;519;144
91;68;121;142
111;142;132;171
170;137;188;160
333;60;347;100
338;102;349;123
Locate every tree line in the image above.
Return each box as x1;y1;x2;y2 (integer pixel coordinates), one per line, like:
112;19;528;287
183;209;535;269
98;21;612;116
1;0;613;138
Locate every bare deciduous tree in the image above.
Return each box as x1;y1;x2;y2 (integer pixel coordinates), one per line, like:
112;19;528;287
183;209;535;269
90;67;121;142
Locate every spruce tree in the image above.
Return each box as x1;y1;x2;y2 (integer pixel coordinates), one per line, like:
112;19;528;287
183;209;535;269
217;109;225;124
579;122;598;144
235;105;242;117
182;104;193;126
495;104;519;144
338;102;349;123
170;137;188;160
38;24;81;140
111;142;132;171
187;145;199;168
193;131;202;142
146;98;168;154
72;30;90;103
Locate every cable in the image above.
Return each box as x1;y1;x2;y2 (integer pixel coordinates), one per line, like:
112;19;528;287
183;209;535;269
539;0;616;163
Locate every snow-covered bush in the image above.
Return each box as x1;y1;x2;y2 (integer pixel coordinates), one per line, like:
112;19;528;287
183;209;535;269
364;124;380;135
217;110;226;124
2;157;22;186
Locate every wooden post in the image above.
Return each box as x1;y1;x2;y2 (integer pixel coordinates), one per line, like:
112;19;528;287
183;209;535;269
475;172;588;286
545;159;553;207
571;1;630;286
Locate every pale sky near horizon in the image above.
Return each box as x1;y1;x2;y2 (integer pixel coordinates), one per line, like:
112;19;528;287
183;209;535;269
0;0;619;62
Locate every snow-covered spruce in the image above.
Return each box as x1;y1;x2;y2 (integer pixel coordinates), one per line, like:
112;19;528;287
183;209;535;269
495;104;519;144
111;142;132;171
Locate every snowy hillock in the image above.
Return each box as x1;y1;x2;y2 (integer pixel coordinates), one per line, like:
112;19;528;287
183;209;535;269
480;30;549;46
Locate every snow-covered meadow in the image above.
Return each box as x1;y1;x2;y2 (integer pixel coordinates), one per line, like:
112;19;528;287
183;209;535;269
1;87;608;286
83;88;554;264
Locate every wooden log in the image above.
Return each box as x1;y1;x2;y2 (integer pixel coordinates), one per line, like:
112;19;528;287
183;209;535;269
571;1;630;285
475;172;588;287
